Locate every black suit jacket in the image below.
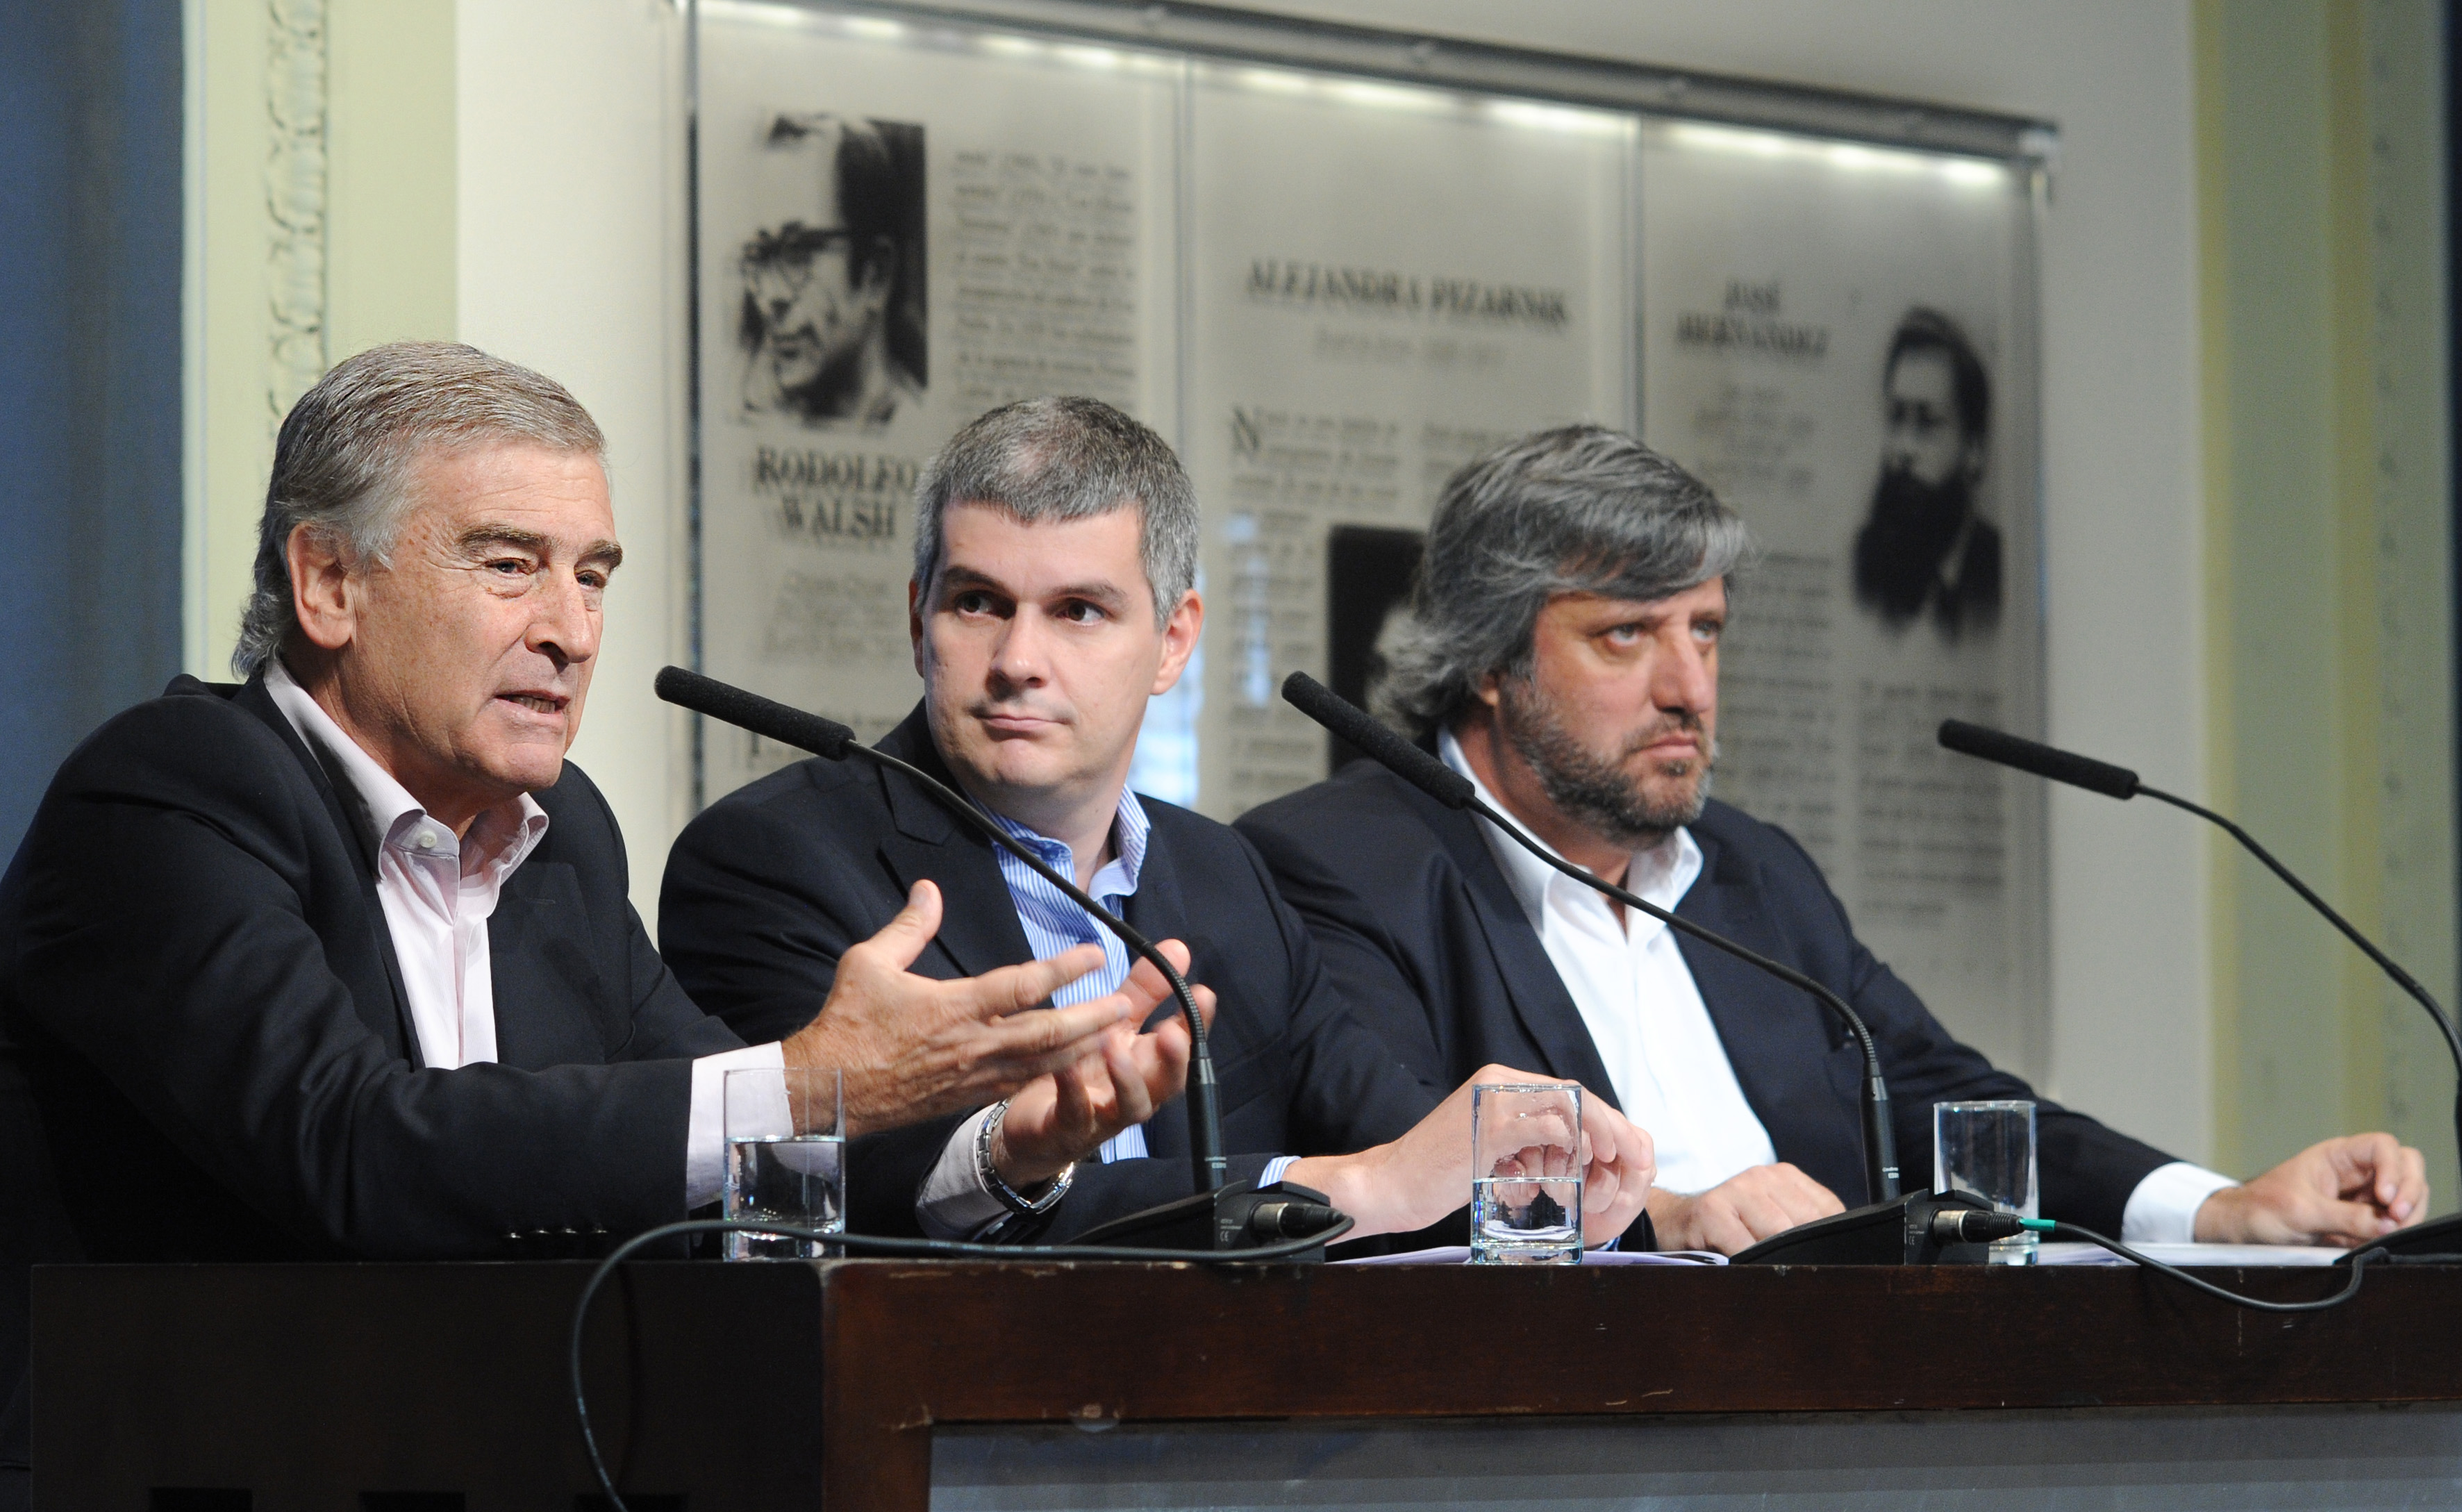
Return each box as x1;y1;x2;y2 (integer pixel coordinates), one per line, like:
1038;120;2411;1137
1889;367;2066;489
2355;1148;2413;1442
658;706;1438;1240
1238;761;2177;1236
0;674;743;1473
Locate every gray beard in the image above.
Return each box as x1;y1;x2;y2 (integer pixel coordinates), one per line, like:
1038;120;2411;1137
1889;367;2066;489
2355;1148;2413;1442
1497;679;1713;852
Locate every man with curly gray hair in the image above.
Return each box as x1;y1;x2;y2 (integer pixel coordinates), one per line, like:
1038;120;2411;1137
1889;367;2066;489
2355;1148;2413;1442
1242;424;2425;1256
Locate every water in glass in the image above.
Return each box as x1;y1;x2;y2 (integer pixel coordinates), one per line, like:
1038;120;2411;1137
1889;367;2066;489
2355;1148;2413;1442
1472;1174;1583;1264
724;1133;845;1260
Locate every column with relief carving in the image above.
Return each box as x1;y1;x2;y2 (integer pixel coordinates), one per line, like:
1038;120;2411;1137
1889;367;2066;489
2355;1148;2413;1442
265;0;328;431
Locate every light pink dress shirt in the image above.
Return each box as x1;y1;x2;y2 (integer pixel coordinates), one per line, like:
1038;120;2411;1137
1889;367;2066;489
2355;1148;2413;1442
264;658;780;1208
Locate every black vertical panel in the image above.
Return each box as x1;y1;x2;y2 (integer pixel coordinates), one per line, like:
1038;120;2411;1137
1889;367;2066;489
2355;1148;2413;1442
0;0;185;861
1322;524;1425;774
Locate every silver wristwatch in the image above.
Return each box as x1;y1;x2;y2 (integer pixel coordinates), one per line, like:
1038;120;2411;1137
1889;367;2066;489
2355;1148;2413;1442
976;1097;1076;1217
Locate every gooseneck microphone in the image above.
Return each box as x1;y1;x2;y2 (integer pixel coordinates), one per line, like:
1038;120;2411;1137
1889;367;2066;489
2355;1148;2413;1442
1281;672;1902;1204
1940;717;2462;1254
656;666;1228;1197
1936;718;2142;801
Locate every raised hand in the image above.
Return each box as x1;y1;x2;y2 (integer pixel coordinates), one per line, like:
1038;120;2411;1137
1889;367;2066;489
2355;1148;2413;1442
779;880;1133;1134
990;940;1217;1186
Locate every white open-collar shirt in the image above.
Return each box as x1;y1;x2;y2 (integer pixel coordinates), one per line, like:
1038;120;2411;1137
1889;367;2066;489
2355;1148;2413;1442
1439;729;2231;1242
265;658;779;1208
1442;728;1777;1198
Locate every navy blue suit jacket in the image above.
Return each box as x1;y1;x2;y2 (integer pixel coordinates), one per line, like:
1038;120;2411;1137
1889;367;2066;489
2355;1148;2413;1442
1238;760;2177;1235
658;706;1438;1240
0;674;743;1479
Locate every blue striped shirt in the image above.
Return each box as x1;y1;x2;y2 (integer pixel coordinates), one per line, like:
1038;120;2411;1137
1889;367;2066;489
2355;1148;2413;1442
985;793;1299;1188
986;794;1156;1164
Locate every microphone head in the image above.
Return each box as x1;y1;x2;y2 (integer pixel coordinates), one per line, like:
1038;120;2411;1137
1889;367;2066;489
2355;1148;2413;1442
1937;718;2139;800
1279;672;1474;810
654;665;856;761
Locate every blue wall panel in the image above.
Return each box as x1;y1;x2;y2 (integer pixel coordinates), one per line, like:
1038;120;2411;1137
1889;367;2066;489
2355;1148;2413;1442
0;0;186;858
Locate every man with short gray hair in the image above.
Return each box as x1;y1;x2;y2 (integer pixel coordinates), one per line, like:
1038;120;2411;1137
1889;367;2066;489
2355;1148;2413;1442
1242;424;2429;1255
0;347;1188;1476
662;397;1656;1244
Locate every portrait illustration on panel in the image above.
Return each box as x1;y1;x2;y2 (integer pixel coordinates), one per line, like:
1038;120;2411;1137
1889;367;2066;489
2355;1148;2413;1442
738;113;928;429
1851;307;2001;640
1326;524;1426;774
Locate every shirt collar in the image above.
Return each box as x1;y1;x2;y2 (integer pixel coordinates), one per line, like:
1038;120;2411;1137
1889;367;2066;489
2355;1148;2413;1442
1438;725;1702;930
985;787;1151;903
262;655;550;875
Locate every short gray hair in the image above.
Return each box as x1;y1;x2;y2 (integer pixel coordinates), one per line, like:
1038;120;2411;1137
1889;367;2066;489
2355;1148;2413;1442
233;341;607;677
1381;425;1750;737
912;397;1197;626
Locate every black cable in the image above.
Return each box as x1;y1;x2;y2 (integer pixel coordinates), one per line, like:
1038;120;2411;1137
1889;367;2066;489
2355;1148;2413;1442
570;1215;1354;1511
2039;1219;2373;1313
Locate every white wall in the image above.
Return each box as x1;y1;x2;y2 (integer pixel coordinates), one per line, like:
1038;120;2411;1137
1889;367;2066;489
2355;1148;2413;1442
458;0;692;927
456;0;2212;1161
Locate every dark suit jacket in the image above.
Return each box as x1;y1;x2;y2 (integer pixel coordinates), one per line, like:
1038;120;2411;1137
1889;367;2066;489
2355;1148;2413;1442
1238;761;2177;1236
658;706;1438;1240
0;674;744;1474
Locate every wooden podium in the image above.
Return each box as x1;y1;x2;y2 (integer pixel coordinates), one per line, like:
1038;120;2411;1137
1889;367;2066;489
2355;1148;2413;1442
35;1257;2462;1509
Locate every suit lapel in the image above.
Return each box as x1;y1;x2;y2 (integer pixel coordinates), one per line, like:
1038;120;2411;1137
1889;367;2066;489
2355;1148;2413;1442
1122;826;1189;1033
488;859;619;1068
1672;823;1857;1177
872;708;1033;981
228;674;420;1065
1420;791;1622;1108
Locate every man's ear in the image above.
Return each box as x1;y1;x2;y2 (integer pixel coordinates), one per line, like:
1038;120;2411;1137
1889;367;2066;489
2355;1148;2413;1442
908;575;928;678
1151;589;1205;697
285;525;359;653
1474;667;1505;712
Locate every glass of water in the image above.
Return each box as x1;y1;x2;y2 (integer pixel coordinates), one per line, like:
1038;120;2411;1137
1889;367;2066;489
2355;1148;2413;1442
1470;1081;1584;1265
1933;1099;2038;1264
724;1066;845;1260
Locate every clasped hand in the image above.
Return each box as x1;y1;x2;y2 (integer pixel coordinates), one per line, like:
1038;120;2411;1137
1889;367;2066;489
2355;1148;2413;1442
1287;1065;1656;1245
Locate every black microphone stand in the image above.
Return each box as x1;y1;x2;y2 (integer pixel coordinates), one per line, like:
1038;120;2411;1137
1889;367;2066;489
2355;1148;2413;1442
1939;717;2462;1261
831;742;1231;1197
654;667;1228;1200
1464;793;1902;1208
1281;672;1902;1206
2130;781;2462;1174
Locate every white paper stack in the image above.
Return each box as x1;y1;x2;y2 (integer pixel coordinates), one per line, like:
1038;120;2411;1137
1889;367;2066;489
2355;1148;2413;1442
1335;1246;1729;1267
2033;1241;2344;1268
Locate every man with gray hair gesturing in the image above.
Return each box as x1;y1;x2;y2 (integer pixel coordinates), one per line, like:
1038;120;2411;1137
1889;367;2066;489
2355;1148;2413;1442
0;344;1188;1495
660;397;1654;1245
1240;424;2429;1255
